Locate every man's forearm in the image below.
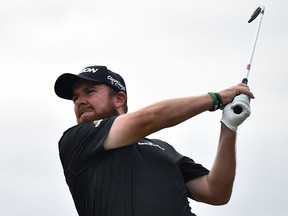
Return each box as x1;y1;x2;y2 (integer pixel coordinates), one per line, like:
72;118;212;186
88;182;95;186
143;94;214;131
207;123;237;204
105;94;214;149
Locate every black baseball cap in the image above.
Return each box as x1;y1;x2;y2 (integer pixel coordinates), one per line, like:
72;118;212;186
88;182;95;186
54;65;127;100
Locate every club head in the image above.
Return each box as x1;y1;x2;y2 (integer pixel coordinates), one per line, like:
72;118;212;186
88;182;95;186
248;6;265;23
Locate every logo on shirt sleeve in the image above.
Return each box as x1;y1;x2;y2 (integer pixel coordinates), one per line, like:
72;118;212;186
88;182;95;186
137;141;165;150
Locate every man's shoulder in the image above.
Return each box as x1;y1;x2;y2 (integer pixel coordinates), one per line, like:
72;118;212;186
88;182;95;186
63;116;117;135
58;116;117;149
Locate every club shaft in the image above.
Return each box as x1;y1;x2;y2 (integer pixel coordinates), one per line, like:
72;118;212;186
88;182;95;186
243;8;264;83
233;6;265;114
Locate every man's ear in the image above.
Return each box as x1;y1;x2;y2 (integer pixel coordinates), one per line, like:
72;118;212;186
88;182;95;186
113;92;127;108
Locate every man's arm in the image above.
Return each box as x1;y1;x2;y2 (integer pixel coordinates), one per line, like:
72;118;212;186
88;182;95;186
185;124;237;205
104;94;214;149
185;92;252;205
104;83;254;150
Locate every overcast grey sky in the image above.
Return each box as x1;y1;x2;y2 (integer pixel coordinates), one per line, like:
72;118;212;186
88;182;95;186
1;0;287;215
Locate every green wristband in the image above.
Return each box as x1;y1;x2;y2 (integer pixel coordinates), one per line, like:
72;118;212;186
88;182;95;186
208;92;218;111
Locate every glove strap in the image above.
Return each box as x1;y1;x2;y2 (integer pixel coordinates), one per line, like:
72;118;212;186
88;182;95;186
208;92;223;111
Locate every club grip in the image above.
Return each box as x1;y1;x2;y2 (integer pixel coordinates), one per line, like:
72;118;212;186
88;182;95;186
233;78;248;114
242;78;248;84
233;104;243;114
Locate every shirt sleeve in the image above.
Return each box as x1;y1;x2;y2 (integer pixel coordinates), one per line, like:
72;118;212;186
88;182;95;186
179;156;210;183
150;139;210;182
58;116;117;176
179;155;210;199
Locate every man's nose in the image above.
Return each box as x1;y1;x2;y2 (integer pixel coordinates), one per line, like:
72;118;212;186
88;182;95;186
75;94;88;105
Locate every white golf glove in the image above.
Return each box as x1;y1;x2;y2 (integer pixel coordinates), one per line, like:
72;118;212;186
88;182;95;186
220;94;251;131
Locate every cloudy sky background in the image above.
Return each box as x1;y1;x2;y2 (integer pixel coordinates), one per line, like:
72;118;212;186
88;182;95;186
1;0;287;215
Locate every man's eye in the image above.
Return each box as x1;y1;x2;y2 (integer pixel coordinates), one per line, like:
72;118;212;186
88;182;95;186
86;89;95;95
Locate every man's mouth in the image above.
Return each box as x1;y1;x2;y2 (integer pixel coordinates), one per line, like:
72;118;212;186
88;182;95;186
79;108;93;117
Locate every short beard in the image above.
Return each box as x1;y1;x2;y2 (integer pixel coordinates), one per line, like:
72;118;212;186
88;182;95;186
77;107;119;124
104;107;119;119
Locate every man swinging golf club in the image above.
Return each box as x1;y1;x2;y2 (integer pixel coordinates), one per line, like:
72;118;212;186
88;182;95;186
54;65;254;216
54;6;264;216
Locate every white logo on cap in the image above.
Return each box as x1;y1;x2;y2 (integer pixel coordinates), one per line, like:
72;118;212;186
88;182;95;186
107;75;126;92
81;68;99;73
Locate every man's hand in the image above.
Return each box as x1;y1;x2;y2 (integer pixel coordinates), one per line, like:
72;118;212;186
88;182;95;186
221;94;251;131
218;83;254;107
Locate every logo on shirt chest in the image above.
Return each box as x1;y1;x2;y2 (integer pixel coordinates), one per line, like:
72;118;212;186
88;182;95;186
93;119;103;127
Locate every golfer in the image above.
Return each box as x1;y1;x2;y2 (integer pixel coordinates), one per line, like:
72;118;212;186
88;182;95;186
54;65;254;216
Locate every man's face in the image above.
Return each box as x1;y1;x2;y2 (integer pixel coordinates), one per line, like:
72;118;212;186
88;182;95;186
72;80;118;124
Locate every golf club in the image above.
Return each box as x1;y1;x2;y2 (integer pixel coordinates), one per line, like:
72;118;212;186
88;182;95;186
233;5;265;114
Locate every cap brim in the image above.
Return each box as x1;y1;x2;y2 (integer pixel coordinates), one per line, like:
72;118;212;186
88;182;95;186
54;73;81;100
55;73;109;100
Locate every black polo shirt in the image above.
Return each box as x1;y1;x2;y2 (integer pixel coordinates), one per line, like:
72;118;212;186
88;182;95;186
58;116;209;216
